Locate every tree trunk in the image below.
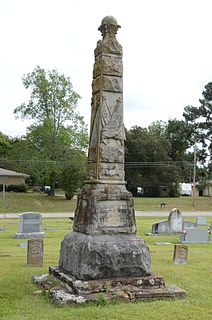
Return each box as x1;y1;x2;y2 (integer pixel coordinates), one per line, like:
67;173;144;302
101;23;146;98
50;171;56;196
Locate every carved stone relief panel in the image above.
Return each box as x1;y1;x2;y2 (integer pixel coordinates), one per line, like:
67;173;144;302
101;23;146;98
95;39;122;57
92;75;122;93
93;56;123;78
98;163;125;180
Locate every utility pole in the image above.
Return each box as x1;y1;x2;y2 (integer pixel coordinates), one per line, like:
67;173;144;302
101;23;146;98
192;139;197;207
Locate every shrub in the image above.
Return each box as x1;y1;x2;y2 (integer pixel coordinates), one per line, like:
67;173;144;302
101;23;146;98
7;184;28;193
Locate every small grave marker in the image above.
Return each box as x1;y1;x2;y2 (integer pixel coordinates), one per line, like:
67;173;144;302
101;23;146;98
173;244;188;264
27;239;43;267
18;242;27;247
196;217;207;226
0;227;8;231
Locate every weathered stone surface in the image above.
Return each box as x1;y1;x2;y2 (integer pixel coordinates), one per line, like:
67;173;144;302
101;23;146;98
73;183;136;235
34;268;186;305
32;274;49;284
59;232;151;280
49;289;86;306
93;56;123;78
49;266;165;294
173;244;188;264
27;239;43;267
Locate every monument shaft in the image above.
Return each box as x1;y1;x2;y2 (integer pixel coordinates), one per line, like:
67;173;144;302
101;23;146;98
59;16;151;279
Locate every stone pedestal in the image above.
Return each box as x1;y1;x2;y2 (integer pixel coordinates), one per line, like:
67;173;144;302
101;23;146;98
59;232;151;280
73;183;136;235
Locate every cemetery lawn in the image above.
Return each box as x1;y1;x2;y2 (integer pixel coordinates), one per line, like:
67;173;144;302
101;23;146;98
0;217;212;320
1;192;212;214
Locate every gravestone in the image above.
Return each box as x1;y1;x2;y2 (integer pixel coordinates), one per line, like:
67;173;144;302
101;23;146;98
18;242;27;247
196;216;207;226
152;208;196;234
179;228;210;243
173;244;188;264
48;16;185;303
15;212;45;239
27;239;43;267
0;227;8;231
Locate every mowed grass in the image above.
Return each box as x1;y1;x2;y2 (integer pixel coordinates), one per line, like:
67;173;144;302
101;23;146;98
0;217;212;320
134;196;212;212
1;192;212;214
0;192;77;213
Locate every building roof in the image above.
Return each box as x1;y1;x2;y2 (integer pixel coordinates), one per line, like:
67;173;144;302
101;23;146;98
0;167;29;178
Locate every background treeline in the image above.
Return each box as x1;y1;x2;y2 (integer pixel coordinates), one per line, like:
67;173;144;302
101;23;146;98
1;66;212;198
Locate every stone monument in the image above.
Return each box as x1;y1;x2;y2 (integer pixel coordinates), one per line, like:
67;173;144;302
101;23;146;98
59;15;150;280
48;16;185;303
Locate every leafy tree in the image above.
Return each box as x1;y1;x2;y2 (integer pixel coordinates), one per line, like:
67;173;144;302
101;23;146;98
166;119;194;182
59;151;86;200
14;66;88;195
0;131;11;160
183;82;212;162
125;122;181;197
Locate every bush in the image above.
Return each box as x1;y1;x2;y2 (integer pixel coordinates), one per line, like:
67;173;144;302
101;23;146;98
7;184;28;193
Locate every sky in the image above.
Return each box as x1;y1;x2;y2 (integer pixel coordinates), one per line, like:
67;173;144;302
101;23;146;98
1;0;212;137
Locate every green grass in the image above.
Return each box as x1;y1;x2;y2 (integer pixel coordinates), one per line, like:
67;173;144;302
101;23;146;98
0;192;77;213
134;196;212;211
0;217;212;319
1;192;212;214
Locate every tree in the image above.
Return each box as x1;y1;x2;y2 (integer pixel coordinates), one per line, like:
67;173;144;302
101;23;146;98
166;119;194;182
14;66;88;195
0;131;11;160
59;151;86;200
125;122;181;197
183;82;212;162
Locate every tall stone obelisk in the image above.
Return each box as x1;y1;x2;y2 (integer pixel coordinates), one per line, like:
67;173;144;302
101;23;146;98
59;16;151;280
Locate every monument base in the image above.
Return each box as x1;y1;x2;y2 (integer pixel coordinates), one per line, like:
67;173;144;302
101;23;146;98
59;231;151;280
14;232;45;239
32;268;186;306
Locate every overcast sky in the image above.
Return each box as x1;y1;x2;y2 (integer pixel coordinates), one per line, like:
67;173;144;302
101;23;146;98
1;0;212;137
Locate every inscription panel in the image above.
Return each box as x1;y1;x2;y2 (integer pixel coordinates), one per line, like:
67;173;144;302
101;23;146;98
97;200;128;228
